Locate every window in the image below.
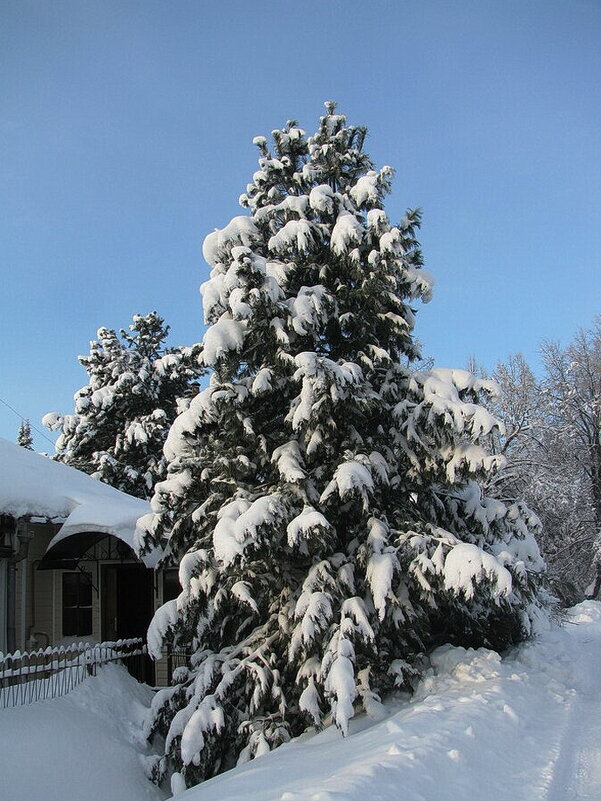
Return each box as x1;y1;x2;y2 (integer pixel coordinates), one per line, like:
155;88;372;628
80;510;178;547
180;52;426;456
62;572;93;637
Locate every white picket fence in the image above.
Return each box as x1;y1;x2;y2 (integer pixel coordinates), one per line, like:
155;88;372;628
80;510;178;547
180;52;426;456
0;638;146;709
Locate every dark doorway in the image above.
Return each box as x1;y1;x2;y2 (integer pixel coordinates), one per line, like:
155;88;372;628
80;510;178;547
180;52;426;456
102;564;155;684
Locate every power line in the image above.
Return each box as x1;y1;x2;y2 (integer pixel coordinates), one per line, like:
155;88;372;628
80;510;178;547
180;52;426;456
0;396;58;448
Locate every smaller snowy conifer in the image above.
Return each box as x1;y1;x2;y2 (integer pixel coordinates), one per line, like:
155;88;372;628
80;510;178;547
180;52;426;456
44;312;203;499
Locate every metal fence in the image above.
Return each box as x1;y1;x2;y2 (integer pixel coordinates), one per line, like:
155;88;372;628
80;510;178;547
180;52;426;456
166;648;190;682
0;638;147;709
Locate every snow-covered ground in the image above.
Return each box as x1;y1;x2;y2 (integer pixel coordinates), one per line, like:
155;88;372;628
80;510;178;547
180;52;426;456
0;662;166;801
3;603;601;801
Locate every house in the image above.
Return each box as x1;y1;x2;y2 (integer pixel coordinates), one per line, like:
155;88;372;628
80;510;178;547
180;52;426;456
0;438;176;684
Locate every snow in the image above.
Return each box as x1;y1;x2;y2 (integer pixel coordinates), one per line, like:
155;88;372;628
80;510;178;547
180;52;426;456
442;542;513;600
0;438;158;567
291;590;333;656
349;170;381;207
212;498;253;565
286;507;331;548
255;195;310;224
272;440;306;482
321;459;375;507
212;495;287;565
366;550;397;620
308;184;335;214
180;696;225;766
201;317;247;366
251;367;273;395
147;598;179;660
268;219;317;255
230;581;258;612
201;216;259;268
330;212;364;256
323;633;357;735
286;285;331;336
0;662;166;801
366;208;388;233
6;603;601;800
406;369;502;441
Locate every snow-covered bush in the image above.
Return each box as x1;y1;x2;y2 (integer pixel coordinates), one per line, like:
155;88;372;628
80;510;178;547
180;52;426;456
140;104;545;788
44;312;203;499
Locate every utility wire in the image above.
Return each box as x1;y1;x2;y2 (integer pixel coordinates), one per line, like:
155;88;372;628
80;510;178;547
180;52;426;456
0;396;58;448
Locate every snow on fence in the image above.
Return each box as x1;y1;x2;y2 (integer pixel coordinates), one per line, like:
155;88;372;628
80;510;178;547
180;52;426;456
0;638;147;709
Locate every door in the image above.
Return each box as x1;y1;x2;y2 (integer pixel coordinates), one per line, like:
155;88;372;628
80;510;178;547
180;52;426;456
102;564;155;683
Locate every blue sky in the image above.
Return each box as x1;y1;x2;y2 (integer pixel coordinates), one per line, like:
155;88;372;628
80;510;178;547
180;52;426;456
1;0;600;451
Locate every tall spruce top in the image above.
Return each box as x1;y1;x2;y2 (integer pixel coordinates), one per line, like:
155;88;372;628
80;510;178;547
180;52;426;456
200;102;431;386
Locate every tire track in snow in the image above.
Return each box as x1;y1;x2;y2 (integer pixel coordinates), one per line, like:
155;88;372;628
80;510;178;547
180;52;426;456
542;627;601;801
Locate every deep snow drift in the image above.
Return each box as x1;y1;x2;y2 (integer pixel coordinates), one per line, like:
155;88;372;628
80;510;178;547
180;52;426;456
3;603;601;801
0;662;166;801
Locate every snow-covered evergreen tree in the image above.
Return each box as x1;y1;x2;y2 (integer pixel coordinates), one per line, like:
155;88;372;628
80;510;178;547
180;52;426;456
140;104;545;788
17;419;33;450
43;312;203;499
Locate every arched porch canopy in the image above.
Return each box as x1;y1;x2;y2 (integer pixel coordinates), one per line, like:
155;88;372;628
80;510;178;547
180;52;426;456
38;530;145;570
39;514;160;570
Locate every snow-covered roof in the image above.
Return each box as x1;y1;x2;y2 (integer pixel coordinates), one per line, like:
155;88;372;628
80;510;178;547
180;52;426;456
0;438;158;568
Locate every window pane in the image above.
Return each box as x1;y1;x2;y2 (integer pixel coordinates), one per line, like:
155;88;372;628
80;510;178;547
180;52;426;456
78;573;93;607
62;573;79;607
63;572;93;636
63;608;77;636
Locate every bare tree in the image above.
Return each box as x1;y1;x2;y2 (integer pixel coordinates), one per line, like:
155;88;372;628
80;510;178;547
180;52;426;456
485;354;546;500
479;343;598;603
541;317;601;596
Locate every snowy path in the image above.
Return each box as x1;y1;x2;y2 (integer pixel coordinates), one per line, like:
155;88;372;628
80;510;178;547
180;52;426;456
541;617;601;801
